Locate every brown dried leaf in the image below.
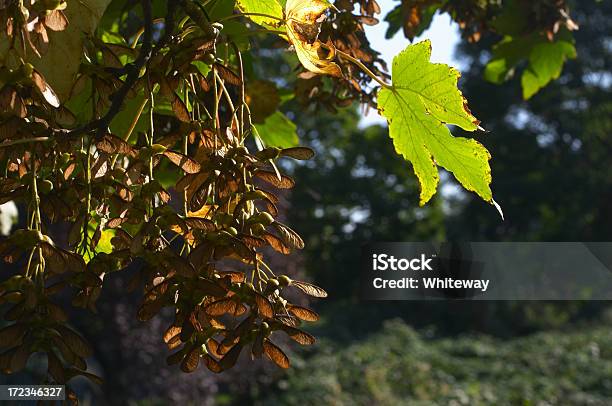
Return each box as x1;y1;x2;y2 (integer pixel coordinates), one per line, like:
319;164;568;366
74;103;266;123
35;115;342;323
111;229;132;250
292;280;328;298
107;217;127;229
241;235;266;249
63;162;76;180
254;293;274;318
275;315;301;328
203;354;222;373
357;15;379;25
199;76;211;92
282;326;316;345
181;346;200;373
0;87;26;118
217;271;246;283
272;222;304;249
44;11;69;31
280;147;315;160
32;70;60;107
163;325;182;344
96;133;134;155
206;338;223;359
56;326;92;358
263;340;290;369
52;336;86;371
214;64;242;86
204;298;237;316
172;93;191;122
219;342;243;370
287;305;319;322
167;346;188;366
159;188;171;203
262;232;290;254
185;217;215;231
254;170;295;189
137;299;164;321
163;150;201;174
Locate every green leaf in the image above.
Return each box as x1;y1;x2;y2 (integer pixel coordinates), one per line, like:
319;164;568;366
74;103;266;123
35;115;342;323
484;31;576;99
483;36;530;84
236;0;283;28
253;111;298;148
377;40;493;206
0;0;112;101
96;229;116;255
521;39;576;99
84;221;116;263
109;90;148;140
64;77;94;124
191;61;211;77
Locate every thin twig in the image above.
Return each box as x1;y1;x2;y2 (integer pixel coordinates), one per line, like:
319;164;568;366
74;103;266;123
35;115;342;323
334;48;392;89
231;41;246;140
0;137;49;148
217;12;284;23
68;0;154;137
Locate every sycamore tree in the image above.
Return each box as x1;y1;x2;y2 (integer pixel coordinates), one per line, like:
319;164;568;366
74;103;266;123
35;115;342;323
0;0;578;402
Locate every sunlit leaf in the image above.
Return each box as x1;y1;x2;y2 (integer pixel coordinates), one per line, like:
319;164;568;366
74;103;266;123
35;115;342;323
280;146;315;160
377;40;493;206
219;343;243;370
254;293;274;318
254;169;295;189
284;0;342;77
262;232;291;254
287;305;319;321
282;326;316;345
172;93;191;122
31;70;60;107
292;280;327;298
162;151;201;174
263;340;290;368
253;111;299;148
271;222;304;249
236;0;284;28
191;61;211;77
180;346;200;373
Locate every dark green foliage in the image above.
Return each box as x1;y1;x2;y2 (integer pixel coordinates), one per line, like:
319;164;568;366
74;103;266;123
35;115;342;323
256;318;612;405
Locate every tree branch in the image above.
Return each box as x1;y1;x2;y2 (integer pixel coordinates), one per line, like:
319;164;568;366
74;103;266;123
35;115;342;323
67;0;154;137
157;0;179;49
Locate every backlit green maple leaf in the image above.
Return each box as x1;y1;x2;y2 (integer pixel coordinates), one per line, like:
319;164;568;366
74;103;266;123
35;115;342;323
377;40;494;207
236;0;284;28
